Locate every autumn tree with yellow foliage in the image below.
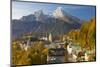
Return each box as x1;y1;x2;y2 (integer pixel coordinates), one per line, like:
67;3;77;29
12;41;48;65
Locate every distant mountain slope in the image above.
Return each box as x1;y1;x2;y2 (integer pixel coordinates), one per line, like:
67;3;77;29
12;7;82;39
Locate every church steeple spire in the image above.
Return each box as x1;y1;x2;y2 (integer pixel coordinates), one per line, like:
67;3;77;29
48;33;52;42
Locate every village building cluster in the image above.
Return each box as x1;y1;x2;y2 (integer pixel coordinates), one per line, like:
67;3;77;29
17;33;95;63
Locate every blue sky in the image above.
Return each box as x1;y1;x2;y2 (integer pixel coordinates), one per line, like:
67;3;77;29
12;1;96;21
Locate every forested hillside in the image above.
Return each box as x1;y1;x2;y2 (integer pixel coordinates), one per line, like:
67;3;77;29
65;18;96;50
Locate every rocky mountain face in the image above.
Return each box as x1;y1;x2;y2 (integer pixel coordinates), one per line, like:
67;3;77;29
12;7;82;39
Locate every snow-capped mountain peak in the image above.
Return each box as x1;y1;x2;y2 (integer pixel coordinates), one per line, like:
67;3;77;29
53;7;66;18
52;7;81;24
34;10;45;21
34;10;44;17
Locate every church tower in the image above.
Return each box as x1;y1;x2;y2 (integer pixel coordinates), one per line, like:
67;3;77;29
48;33;52;42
